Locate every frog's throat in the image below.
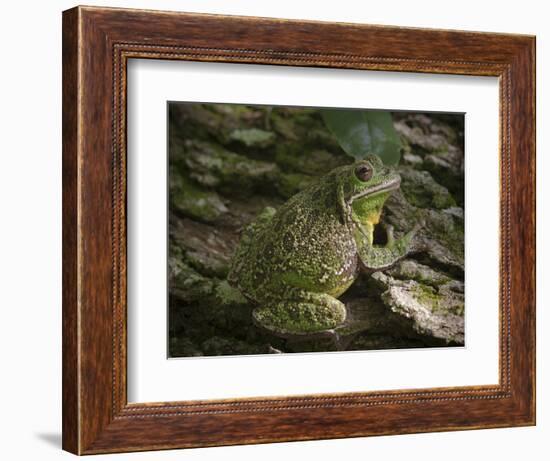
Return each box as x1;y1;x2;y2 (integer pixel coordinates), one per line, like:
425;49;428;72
350;176;401;201
352;216;377;245
350;204;384;245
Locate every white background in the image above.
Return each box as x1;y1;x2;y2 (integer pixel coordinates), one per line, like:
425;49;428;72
0;0;546;460
127;61;499;402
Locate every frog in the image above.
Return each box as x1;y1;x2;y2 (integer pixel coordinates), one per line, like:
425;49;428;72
227;155;420;336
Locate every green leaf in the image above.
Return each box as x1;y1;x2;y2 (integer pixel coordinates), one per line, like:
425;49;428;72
321;109;401;165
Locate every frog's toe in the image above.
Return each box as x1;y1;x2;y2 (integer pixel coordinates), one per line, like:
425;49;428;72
383;223;395;245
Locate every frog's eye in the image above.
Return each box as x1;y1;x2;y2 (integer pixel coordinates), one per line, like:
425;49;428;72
355;164;373;182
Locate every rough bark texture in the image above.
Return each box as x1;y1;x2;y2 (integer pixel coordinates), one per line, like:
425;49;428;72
168;103;465;357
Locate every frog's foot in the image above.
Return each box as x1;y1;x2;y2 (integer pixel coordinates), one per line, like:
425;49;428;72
252;291;346;337
383;220;425;249
357;221;422;271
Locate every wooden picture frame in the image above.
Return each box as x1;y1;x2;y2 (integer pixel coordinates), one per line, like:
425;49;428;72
62;5;535;455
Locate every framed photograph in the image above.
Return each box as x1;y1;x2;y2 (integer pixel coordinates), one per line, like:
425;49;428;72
62;5;535;455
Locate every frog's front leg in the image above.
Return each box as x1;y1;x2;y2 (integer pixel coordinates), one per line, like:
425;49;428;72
355;222;420;271
252;289;346;336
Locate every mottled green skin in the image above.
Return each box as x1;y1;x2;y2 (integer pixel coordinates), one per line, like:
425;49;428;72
228;155;418;335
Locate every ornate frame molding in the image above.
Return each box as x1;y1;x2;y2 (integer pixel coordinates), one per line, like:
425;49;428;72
63;6;535;454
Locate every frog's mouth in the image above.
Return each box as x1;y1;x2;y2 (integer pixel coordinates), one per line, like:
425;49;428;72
351;176;401;201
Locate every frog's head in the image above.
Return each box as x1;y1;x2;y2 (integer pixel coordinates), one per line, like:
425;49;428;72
339;155;401;226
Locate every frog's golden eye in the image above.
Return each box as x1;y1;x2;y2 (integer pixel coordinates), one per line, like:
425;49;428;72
355;164;373;182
